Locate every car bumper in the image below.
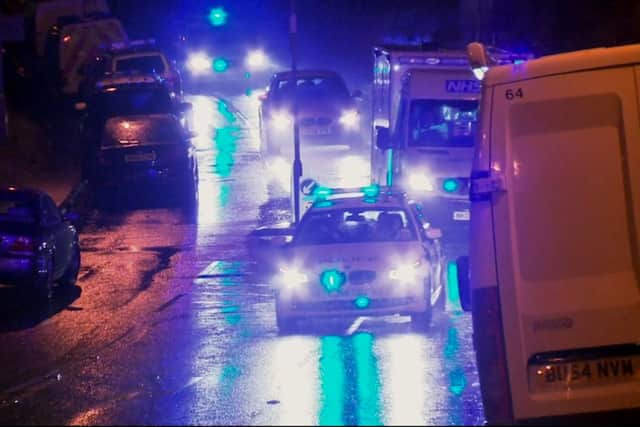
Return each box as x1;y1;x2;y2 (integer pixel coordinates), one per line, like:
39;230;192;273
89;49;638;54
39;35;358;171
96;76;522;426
276;284;428;318
0;256;35;286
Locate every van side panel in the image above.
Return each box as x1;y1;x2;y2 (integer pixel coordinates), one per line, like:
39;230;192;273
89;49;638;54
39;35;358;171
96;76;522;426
491;66;640;419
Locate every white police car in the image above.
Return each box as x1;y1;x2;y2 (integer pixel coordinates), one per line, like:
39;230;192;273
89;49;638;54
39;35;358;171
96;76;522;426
273;184;445;333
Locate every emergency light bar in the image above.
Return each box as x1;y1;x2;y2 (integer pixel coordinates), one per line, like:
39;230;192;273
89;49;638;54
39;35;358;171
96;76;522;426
304;181;406;203
108;38;156;51
398;56;469;66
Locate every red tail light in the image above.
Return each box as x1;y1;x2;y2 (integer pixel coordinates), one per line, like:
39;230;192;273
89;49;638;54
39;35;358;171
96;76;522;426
8;236;35;255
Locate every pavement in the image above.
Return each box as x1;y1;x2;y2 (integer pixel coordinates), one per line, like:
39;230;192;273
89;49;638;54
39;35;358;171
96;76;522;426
0;109;83;206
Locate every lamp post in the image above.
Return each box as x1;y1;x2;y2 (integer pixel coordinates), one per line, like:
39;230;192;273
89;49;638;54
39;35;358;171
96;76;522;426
289;0;302;224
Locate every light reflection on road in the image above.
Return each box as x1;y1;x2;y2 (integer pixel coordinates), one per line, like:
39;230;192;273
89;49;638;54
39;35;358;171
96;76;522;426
183;93;482;426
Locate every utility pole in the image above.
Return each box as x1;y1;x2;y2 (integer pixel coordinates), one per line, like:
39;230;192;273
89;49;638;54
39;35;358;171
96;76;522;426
289;0;302;224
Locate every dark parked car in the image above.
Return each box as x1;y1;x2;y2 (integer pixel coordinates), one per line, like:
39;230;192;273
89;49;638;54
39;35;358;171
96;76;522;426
0;187;81;301
94;113;198;209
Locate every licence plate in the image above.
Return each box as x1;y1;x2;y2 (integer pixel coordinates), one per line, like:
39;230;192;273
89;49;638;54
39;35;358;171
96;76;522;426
529;355;640;393
453;210;470;221
302;126;331;136
125;152;155;163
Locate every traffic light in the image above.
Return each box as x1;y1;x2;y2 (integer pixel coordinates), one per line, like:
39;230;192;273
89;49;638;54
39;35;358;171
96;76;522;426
208;7;228;26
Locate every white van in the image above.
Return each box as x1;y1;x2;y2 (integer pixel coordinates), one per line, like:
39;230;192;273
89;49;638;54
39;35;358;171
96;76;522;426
459;42;640;423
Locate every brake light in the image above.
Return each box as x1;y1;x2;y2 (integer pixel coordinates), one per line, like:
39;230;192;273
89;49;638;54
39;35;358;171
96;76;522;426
8;236;34;255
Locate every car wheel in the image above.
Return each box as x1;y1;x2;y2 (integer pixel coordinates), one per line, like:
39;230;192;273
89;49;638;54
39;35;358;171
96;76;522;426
59;245;81;288
31;253;54;302
411;276;434;332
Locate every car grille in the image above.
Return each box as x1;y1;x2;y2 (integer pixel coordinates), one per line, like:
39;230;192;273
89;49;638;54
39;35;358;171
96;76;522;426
299;117;334;127
348;270;376;285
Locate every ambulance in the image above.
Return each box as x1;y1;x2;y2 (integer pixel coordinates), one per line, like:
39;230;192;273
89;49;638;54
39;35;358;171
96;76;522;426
461;42;640;423
371;45;530;263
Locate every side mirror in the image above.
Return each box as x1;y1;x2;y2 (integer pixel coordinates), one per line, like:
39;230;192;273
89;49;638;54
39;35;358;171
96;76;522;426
75;102;87;111
467;42;490;80
375;126;395;150
456;256;472;312
425;227;442;240
352;89;363;99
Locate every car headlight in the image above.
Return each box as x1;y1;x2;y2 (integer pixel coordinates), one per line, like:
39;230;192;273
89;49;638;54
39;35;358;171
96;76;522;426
187;52;212;76
246;49;269;71
408;172;435;193
389;261;422;283
271;111;293;131
278;266;309;289
339;109;359;130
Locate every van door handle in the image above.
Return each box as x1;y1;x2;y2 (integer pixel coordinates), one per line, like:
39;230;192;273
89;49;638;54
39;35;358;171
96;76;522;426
470;171;506;201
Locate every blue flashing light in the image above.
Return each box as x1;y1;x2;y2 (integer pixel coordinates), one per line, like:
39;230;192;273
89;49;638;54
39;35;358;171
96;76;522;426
313;186;333;199
514;59;525;65
362;197;377;204
315;200;334;208
213;58;229;72
443;178;459;193
361;184;380;198
320;269;346;292
354;296;370;309
208;7;228;26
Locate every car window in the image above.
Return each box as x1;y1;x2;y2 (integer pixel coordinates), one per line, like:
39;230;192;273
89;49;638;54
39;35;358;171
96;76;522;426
294;208;417;245
0;193;38;224
41;195;61;226
115;55;166;74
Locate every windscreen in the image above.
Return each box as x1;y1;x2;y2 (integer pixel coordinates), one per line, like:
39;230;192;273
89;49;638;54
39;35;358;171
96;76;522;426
409;99;478;148
0;193;38;224
272;76;350;102
294;208;417;245
115;55;166;74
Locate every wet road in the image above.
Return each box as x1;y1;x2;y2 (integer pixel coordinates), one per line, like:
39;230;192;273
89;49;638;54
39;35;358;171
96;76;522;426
0;93;485;425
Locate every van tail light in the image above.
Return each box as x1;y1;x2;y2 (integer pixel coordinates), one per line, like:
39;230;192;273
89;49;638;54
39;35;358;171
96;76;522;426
8;236;35;255
472;286;514;424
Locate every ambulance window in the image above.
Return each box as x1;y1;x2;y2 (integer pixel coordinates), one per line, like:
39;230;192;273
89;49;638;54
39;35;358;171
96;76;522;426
408;100;478;147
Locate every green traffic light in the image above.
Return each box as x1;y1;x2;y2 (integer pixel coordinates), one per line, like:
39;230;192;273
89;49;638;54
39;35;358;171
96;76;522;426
443;178;459;193
208;7;228;26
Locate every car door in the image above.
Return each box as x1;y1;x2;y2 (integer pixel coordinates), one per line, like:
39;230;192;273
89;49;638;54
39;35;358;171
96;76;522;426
40;195;71;278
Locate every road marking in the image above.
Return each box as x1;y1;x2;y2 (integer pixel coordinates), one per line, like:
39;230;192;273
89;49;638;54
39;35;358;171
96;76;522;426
345;317;367;335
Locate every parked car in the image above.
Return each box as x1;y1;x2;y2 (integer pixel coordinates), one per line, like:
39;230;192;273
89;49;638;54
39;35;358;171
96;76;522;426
78;72;192;184
272;184;445;333
0;187;81;301
78;39;182;102
258;69;364;155
94;113;198;210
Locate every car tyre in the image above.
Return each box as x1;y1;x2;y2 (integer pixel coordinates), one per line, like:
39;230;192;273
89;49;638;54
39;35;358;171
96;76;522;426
30;253;54;302
411;276;434;332
59;245;81;288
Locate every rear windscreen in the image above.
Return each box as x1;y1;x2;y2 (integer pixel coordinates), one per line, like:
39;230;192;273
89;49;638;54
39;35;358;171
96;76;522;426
0;194;38;224
101;115;182;147
115;55;166;74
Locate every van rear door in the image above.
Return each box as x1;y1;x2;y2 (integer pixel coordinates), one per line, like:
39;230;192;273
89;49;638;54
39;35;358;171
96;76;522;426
490;65;640;420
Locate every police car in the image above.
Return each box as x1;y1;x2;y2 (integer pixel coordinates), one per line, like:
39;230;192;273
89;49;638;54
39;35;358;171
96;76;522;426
273;184;445;333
